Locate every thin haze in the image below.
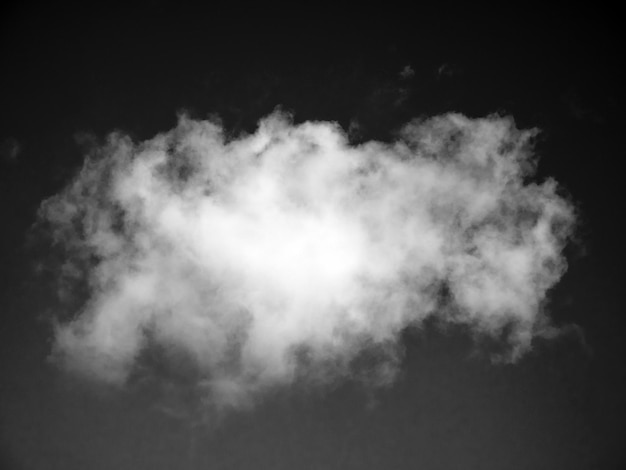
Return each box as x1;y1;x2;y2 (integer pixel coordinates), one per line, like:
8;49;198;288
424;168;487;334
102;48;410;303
38;111;576;411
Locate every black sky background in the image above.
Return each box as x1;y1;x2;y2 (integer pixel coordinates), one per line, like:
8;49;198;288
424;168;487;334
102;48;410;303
0;5;624;470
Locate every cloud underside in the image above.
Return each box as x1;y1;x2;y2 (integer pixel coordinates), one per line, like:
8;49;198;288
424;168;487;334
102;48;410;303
39;112;575;409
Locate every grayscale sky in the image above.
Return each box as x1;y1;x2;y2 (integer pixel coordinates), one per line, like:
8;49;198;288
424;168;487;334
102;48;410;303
0;6;623;470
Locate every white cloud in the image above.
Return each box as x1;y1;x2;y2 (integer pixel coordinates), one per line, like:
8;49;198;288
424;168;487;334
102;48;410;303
38;111;576;410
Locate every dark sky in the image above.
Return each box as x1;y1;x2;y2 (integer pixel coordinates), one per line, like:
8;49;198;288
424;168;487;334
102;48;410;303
1;5;624;470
